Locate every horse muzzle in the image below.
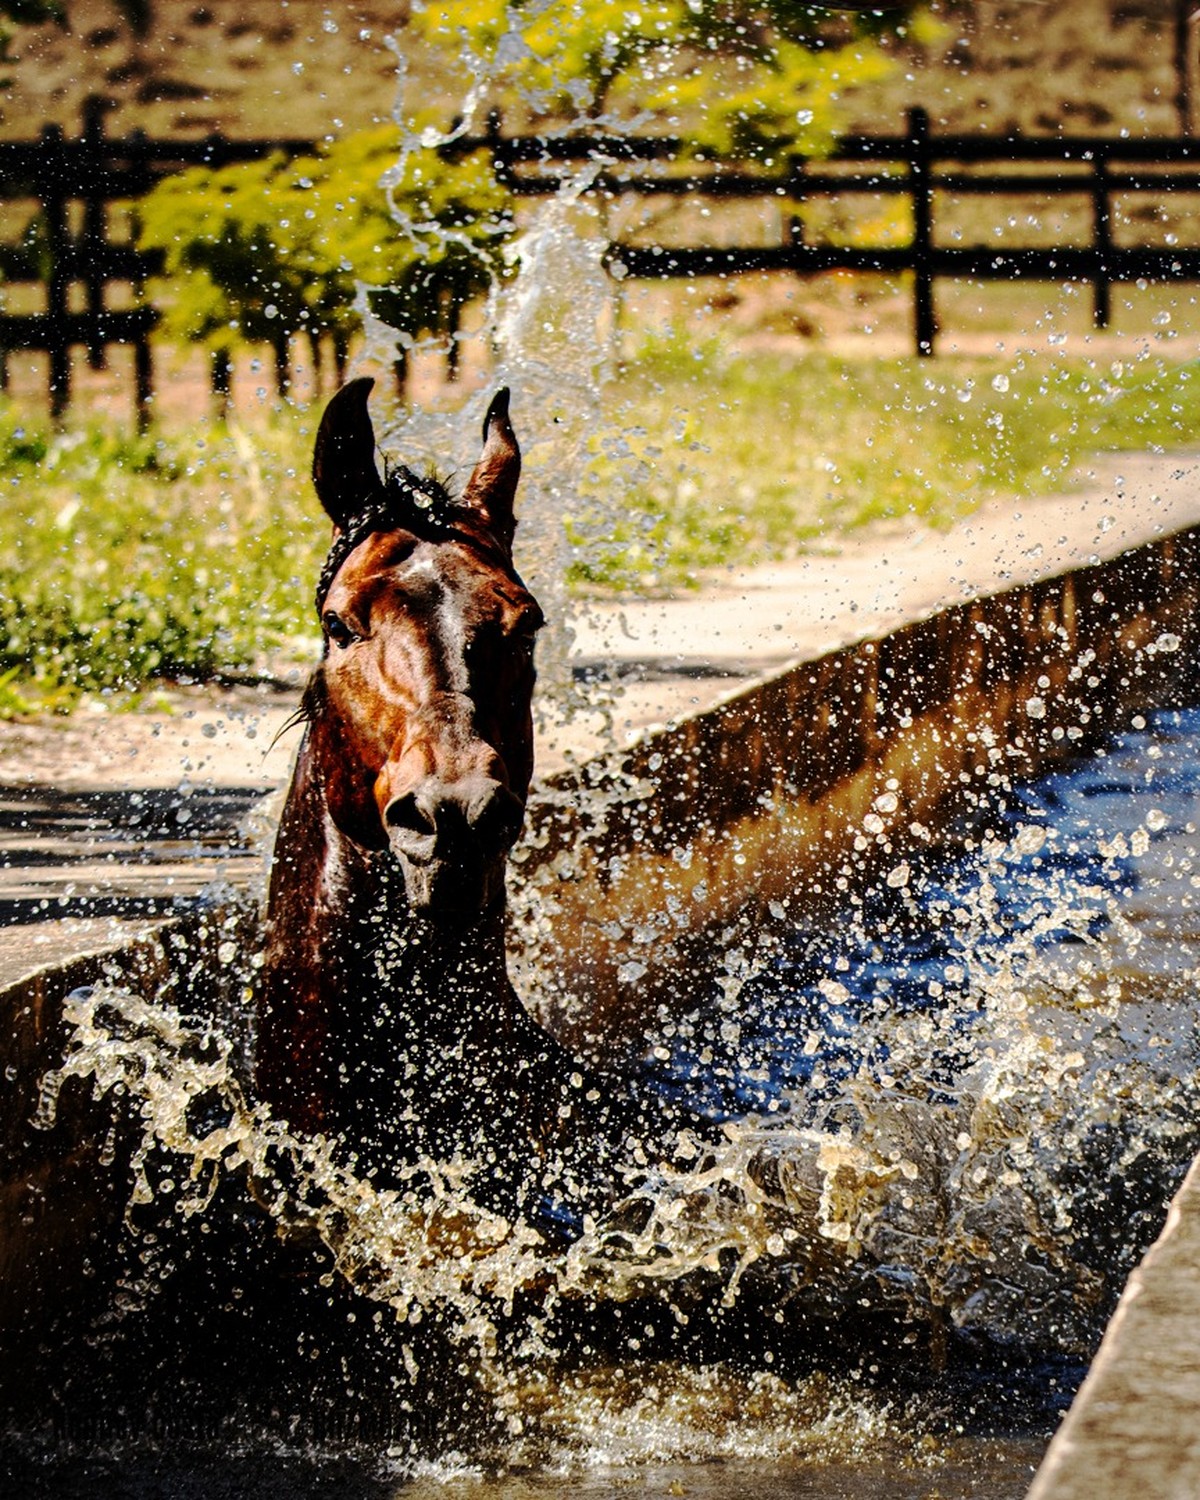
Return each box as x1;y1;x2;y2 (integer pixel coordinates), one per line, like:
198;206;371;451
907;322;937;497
383;775;525;920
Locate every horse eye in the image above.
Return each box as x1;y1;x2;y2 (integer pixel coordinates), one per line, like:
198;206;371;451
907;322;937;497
322;611;358;649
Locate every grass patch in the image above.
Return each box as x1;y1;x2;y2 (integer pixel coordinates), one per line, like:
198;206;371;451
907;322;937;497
0;404;324;710
5;341;1200;709
569;341;1200;589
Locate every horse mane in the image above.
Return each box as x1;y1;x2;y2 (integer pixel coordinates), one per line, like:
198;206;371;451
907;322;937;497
380;458;455;518
314;464;496;616
269;671;325;749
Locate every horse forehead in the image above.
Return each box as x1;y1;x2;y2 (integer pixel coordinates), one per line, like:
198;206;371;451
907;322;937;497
338;530;530;618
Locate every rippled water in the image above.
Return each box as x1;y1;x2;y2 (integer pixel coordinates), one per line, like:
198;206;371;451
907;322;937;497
8;708;1200;1497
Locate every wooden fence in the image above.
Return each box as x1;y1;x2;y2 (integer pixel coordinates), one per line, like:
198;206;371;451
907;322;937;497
0;98;313;427
460;105;1200;356
6;101;1200;423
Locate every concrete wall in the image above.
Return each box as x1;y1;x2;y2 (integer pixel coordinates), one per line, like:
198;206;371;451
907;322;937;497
0;908;256;1353
1028;1150;1200;1500
513;527;1200;1054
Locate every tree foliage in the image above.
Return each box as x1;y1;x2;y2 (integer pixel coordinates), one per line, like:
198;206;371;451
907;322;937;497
138;127;510;374
410;0;933;158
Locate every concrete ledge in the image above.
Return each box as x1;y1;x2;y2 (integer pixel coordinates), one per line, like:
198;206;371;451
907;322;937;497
0;900;259;1348
514;527;1200;1050
1028;1153;1200;1500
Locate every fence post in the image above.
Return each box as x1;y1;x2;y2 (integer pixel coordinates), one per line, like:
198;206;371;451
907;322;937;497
784;158;806;270
272;334;291;400
908;106;936;357
127;127;155;430
133;332;153;432
211;348;232;417
1092;149;1112;329
42;123;71;419
486;110;512;189
81;95;110;370
0;129;7;392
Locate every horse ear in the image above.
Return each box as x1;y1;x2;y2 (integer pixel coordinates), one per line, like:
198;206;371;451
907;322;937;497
461;388;520;549
312;377;382;528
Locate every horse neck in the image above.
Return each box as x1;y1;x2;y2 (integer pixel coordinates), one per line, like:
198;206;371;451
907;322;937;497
258;724;664;1222
257;723;515;1129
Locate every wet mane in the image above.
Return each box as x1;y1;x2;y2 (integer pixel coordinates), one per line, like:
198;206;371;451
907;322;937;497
313;464;502;614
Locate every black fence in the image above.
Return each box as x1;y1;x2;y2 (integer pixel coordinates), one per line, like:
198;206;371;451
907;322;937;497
459;105;1200;356
5;101;1200;424
0;97;314;427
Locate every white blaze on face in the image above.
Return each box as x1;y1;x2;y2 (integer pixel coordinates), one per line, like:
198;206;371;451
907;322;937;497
396;551;470;696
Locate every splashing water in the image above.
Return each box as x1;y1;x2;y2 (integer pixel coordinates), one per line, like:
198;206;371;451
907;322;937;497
349;25;655;726
18;709;1200;1482
373;172;617;715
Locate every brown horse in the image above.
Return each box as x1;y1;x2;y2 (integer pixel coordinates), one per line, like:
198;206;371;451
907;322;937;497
255;378;649;1229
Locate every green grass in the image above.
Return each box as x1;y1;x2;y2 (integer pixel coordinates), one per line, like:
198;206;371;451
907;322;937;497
5;340;1200;710
570;339;1200;589
0;405;324;709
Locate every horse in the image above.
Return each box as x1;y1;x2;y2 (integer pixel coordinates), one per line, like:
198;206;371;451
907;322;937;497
255;377;660;1230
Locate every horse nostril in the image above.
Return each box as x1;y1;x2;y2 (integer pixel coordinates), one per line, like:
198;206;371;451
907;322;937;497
466;782;525;851
385;778;524;866
385;791;436;837
384;791;439;862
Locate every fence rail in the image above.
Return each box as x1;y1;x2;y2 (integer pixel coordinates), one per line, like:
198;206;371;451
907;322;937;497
456;106;1200;356
5;101;1200;422
0;97;314;426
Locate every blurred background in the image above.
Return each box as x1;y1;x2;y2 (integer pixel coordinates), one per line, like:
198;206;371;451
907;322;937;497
1;0;1199;710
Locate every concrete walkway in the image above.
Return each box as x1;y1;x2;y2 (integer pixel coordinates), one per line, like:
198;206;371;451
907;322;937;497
1;446;1198;988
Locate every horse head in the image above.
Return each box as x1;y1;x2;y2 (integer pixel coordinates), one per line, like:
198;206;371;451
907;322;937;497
306;377;542;923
